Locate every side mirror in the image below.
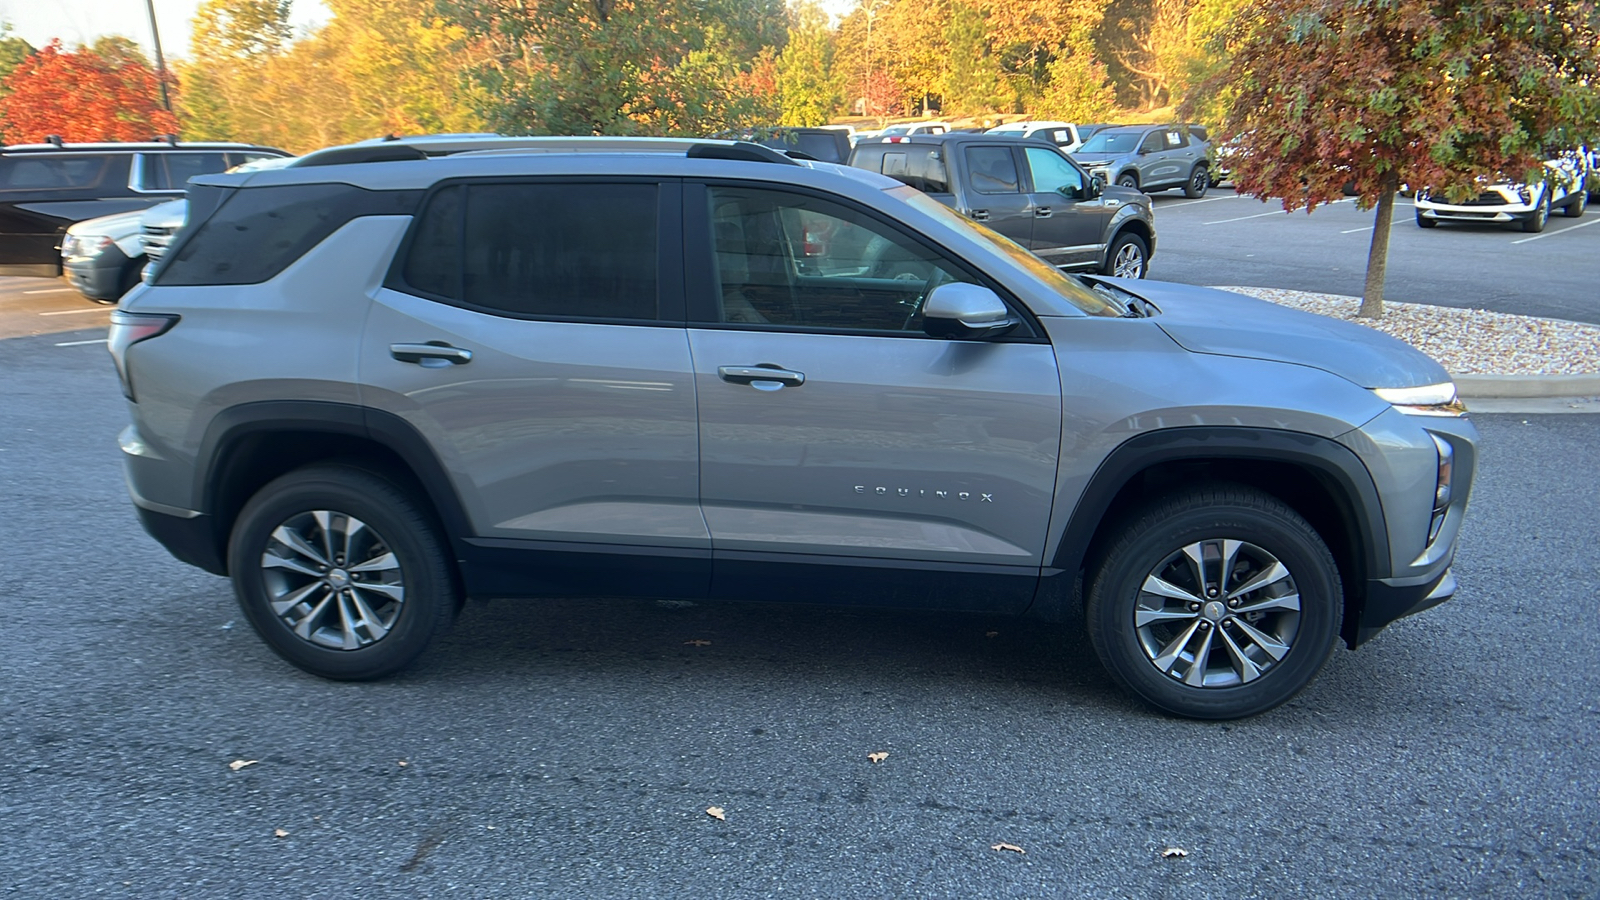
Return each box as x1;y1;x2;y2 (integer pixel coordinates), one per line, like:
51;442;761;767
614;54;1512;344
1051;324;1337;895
1086;176;1103;198
922;283;1019;341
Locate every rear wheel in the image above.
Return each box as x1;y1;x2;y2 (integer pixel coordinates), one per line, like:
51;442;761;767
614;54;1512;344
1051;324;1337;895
1101;232;1149;279
1183;166;1209;199
1085;484;1342;719
228;464;459;680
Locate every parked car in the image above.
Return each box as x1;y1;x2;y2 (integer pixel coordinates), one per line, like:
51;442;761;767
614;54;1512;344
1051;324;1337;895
1072;125;1212;198
985;121;1089;154
113;134;1476;719
1414;151;1587;232
61;155;295;302
872;121;951;142
849;133;1156;278
0;139;288;277
738;127;853;164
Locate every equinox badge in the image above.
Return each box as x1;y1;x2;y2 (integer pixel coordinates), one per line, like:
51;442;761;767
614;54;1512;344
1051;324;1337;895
855;485;994;502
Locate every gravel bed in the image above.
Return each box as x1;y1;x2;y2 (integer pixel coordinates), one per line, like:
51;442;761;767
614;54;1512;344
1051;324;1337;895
1213;285;1600;376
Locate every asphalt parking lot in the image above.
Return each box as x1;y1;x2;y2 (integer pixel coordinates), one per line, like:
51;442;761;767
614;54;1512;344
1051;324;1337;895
2;273;1598;897
1146;188;1600;325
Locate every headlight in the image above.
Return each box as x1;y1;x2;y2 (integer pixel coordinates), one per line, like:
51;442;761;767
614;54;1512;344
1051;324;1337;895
1373;383;1467;417
63;234;113;260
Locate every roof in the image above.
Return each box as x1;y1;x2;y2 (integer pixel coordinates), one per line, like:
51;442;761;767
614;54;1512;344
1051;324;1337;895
2;140;286;154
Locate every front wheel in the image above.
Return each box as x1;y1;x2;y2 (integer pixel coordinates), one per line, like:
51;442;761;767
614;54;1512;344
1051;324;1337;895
228;464;459;680
1562;188;1586;218
1101;232;1149;279
1117;173;1139;190
1521;191;1549;233
1184;166;1209;199
1085;485;1342;719
1415;211;1437;228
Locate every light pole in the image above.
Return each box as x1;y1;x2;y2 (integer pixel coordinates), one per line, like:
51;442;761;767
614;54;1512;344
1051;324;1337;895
143;0;171;112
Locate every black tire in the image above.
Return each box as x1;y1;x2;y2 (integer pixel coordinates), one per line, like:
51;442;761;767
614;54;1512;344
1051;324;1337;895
1562;188;1586;218
1521;191;1549;233
1415;211;1437;228
227;464;459;680
1117;172;1139;190
1100;231;1149;279
1183;166;1209;199
1085;484;1342;719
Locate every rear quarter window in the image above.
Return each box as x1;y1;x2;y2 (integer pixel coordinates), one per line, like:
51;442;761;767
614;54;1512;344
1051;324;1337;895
0;154;117;191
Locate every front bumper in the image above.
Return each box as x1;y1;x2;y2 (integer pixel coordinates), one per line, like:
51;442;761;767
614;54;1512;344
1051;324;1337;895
1353;568;1456;647
64;247;132;301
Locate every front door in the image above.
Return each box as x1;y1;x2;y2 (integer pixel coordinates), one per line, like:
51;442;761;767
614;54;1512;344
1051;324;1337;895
359;178;709;598
685;183;1063;612
1021;146;1107;268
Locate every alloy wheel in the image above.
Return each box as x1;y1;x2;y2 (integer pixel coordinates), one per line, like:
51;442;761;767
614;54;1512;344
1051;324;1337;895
1112;242;1145;278
260;510;405;650
1132;538;1301;688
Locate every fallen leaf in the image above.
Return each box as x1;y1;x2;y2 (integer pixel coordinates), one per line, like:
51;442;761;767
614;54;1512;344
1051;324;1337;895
274;828;289;838
991;842;1025;854
228;759;258;771
986;631;999;638
706;806;726;821
1161;846;1189;859
685;639;712;646
868;752;888;764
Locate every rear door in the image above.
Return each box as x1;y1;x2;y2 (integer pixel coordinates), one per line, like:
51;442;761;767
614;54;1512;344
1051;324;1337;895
957;144;1034;247
360;178;709;598
684;182;1062;612
1021;146;1105;268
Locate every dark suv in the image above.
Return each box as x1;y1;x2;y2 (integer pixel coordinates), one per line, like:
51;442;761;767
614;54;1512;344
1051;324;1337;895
850;133;1156;278
0;139;287;276
113;135;1476;719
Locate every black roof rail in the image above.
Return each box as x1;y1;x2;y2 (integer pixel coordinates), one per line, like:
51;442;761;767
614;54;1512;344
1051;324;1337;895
45;135;64;148
291;144;430;167
686;141;802;166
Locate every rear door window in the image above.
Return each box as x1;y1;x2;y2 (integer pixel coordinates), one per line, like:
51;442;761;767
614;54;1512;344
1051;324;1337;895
397;182;660;321
964;146;1021;194
0;154;113;190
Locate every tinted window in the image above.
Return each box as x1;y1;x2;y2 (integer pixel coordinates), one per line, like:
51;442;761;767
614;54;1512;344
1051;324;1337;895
0;154;112;190
706;186;972;333
137;152;230;191
399;182;658;320
965;146;1020;194
1025;147;1086;197
794;132;846;163
1080;131;1139;153
1139;132;1165;153
158;183;418;286
877;148;949;193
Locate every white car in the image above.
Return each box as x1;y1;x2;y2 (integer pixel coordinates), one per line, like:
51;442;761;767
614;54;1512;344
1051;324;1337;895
1414;152;1587;233
986;121;1087;154
875;121;951;142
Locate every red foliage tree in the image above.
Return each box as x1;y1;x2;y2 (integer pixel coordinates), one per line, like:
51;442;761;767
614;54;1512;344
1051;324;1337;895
0;39;178;143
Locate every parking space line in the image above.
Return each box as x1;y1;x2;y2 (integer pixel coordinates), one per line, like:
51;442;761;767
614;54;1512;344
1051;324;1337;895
24;287;76;295
54;338;108;347
1340;215;1410;234
1162;195;1241;208
1511;217;1600;244
39;307;111;316
1204;197;1352;225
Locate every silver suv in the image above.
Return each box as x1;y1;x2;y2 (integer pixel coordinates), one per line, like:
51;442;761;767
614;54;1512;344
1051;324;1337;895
113;136;1477;719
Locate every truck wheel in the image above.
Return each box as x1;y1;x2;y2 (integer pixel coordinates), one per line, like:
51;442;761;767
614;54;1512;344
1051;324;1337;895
1101;232;1149;279
1085;484;1342;719
227;464;459;680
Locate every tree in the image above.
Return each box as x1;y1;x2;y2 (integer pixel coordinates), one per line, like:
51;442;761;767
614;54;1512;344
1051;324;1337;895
178;0;294;141
0;22;35;109
0;39;177;142
777;1;841;125
1203;0;1600;317
942;1;1005;116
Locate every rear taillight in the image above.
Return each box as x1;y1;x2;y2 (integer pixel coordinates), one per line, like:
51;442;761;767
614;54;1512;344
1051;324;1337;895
108;311;178;401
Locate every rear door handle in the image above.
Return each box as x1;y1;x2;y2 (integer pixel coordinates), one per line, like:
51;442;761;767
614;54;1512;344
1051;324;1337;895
718;365;805;389
390;342;473;366
1035;206;1053;218
969;209;990;221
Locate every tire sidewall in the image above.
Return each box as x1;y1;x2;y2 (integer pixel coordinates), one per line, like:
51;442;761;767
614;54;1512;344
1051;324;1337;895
1104;232;1148;278
1087;500;1341;719
228;467;454;680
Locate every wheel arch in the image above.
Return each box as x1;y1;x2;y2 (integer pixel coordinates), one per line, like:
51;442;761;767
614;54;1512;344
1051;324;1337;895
1104;217;1155;266
1041;427;1389;649
192;401;471;578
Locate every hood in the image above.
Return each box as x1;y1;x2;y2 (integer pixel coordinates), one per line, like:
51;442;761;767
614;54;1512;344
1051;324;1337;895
1089;278;1451;389
1073;152;1130;167
139;199;188;229
65;207;145;238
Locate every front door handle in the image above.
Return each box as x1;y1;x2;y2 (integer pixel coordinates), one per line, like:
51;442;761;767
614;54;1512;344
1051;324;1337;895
969;209;990;221
718;364;805;389
1035;206;1053;218
390;341;473;366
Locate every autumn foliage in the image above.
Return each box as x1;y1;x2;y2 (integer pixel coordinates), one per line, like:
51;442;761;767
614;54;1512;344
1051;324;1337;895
0;39;178;143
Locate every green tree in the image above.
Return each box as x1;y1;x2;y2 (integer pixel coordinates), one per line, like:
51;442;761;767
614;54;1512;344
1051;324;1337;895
776;1;841;126
178;0;294;141
0;21;35;110
942;1;1004;116
1204;0;1600;317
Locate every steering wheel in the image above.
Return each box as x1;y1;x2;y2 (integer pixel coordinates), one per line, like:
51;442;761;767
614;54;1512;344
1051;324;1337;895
898;269;952;330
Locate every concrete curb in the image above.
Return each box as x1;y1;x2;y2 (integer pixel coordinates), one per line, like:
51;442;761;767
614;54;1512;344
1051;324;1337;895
1453;373;1600;399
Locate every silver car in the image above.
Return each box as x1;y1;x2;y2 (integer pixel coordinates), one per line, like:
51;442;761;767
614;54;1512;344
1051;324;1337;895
113;136;1476;719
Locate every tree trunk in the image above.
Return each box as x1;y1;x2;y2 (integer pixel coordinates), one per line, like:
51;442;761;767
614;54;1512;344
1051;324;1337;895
1359;172;1399;318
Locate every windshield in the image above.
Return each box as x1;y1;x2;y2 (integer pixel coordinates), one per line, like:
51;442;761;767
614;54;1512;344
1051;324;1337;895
895;188;1126;318
879;124;912;136
1078;131;1141;154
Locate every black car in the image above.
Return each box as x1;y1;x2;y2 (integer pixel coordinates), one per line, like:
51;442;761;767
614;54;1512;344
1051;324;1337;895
849;132;1157;278
0;139;288;277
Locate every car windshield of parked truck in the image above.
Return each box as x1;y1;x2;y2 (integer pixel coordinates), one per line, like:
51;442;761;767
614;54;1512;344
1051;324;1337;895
895;188;1126;318
1078;131;1140;154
